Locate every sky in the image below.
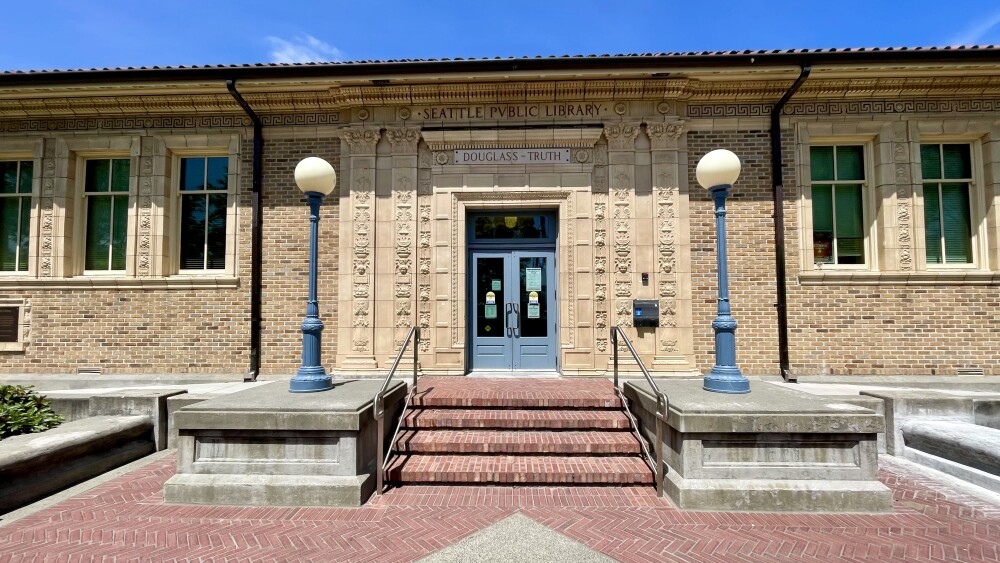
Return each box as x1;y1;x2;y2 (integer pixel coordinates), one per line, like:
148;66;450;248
1;0;1000;71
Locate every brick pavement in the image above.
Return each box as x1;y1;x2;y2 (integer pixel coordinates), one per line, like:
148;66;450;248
1;455;998;561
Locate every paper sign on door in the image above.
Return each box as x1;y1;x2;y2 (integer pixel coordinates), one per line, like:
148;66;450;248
485;291;497;319
527;291;540;319
525;268;542;291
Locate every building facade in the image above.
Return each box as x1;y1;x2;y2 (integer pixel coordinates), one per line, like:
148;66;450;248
1;48;999;378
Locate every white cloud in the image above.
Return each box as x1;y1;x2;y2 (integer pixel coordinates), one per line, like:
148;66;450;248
949;10;1000;46
267;34;344;63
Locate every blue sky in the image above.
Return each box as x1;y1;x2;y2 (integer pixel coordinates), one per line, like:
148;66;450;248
2;0;1000;71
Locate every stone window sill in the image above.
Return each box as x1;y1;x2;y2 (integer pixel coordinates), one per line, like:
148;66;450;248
0;276;240;290
798;270;1000;286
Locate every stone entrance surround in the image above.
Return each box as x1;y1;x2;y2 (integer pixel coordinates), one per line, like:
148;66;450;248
335;120;697;377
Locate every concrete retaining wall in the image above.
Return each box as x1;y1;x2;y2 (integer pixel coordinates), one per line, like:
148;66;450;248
0;416;154;513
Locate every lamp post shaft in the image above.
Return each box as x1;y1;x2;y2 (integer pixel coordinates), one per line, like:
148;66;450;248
704;184;750;394
289;191;333;393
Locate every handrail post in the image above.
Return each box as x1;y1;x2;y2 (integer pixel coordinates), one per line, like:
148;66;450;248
655;415;664;497
413;327;419;388
376;398;384;495
611;327;619;389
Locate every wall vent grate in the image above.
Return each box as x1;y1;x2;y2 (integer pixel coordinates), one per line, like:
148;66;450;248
77;366;102;375
957;367;985;376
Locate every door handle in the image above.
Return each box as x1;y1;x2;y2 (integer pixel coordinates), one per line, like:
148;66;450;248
505;302;513;337
512;303;520;338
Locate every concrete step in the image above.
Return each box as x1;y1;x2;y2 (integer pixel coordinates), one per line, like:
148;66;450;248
413;377;622;409
386;454;653;485
394;429;642;455
402;408;632;430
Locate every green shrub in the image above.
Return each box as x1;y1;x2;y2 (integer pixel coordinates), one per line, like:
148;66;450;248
0;385;64;440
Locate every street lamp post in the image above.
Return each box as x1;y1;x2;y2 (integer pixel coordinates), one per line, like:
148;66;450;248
696;149;751;394
289;157;337;393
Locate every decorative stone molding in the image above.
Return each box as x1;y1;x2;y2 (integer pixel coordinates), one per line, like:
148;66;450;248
603;123;641;151
342;128;380;155
646;121;686;151
385;127;421;153
329;80;690;108
421;128;603;151
690;98;1000;119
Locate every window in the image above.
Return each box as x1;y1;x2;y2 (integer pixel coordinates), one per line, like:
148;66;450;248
179;156;228;270
810;146;866;266
84;158;130;271
0;161;32;272
0;298;28;351
921;143;973;265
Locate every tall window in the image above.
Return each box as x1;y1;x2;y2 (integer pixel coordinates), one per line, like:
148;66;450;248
810;146;866;265
179;157;228;270
0;161;32;272
85;159;130;271
921;144;973;265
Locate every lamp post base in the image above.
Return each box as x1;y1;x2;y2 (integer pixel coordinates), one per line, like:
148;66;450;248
289;366;333;393
703;365;750;394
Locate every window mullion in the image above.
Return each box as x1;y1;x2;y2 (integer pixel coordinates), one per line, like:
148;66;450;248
202;192;210;269
831;185;839;265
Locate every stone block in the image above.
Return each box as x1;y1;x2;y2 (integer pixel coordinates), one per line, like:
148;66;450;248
0;415;154;513
90;389;186;451
164;379;406;507
166;394;212;449
624;379;892;513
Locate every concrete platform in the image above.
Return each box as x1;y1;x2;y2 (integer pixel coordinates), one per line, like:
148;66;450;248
163;378;406;507
624;378;892;513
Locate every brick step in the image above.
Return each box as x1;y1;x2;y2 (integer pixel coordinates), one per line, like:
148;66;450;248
386;454;653;485
413;377;622;409
402;408;632;430
394;430;642;455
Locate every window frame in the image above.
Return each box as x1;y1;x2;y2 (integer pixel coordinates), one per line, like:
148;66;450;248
80;156;133;275
0;157;36;275
169;147;237;277
799;137;877;272
0;297;29;352
917;138;986;270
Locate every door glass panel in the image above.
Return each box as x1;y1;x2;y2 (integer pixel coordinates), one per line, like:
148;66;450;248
473;214;551;239
519;256;547;337
475;257;505;337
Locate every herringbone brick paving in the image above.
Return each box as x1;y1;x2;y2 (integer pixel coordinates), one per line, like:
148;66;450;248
1;455;998;561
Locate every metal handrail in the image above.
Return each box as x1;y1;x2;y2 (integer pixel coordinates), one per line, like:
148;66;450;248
611;326;669;497
374;326;419;495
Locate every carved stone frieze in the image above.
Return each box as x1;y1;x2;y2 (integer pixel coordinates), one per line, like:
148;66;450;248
659;339;679;353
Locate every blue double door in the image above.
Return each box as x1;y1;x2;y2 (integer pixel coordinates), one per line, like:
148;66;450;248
470;250;557;371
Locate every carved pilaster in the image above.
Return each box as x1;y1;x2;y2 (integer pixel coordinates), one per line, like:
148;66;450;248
380;128;422;364
648;120;695;370
417;142;432;354
892;123;915;271
339;128;381;369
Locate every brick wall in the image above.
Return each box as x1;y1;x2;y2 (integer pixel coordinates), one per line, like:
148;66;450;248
688;130;782;375
690;126;1000;376
257;133;341;375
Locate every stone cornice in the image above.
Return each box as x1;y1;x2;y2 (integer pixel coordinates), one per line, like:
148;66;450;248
3;76;1000;120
